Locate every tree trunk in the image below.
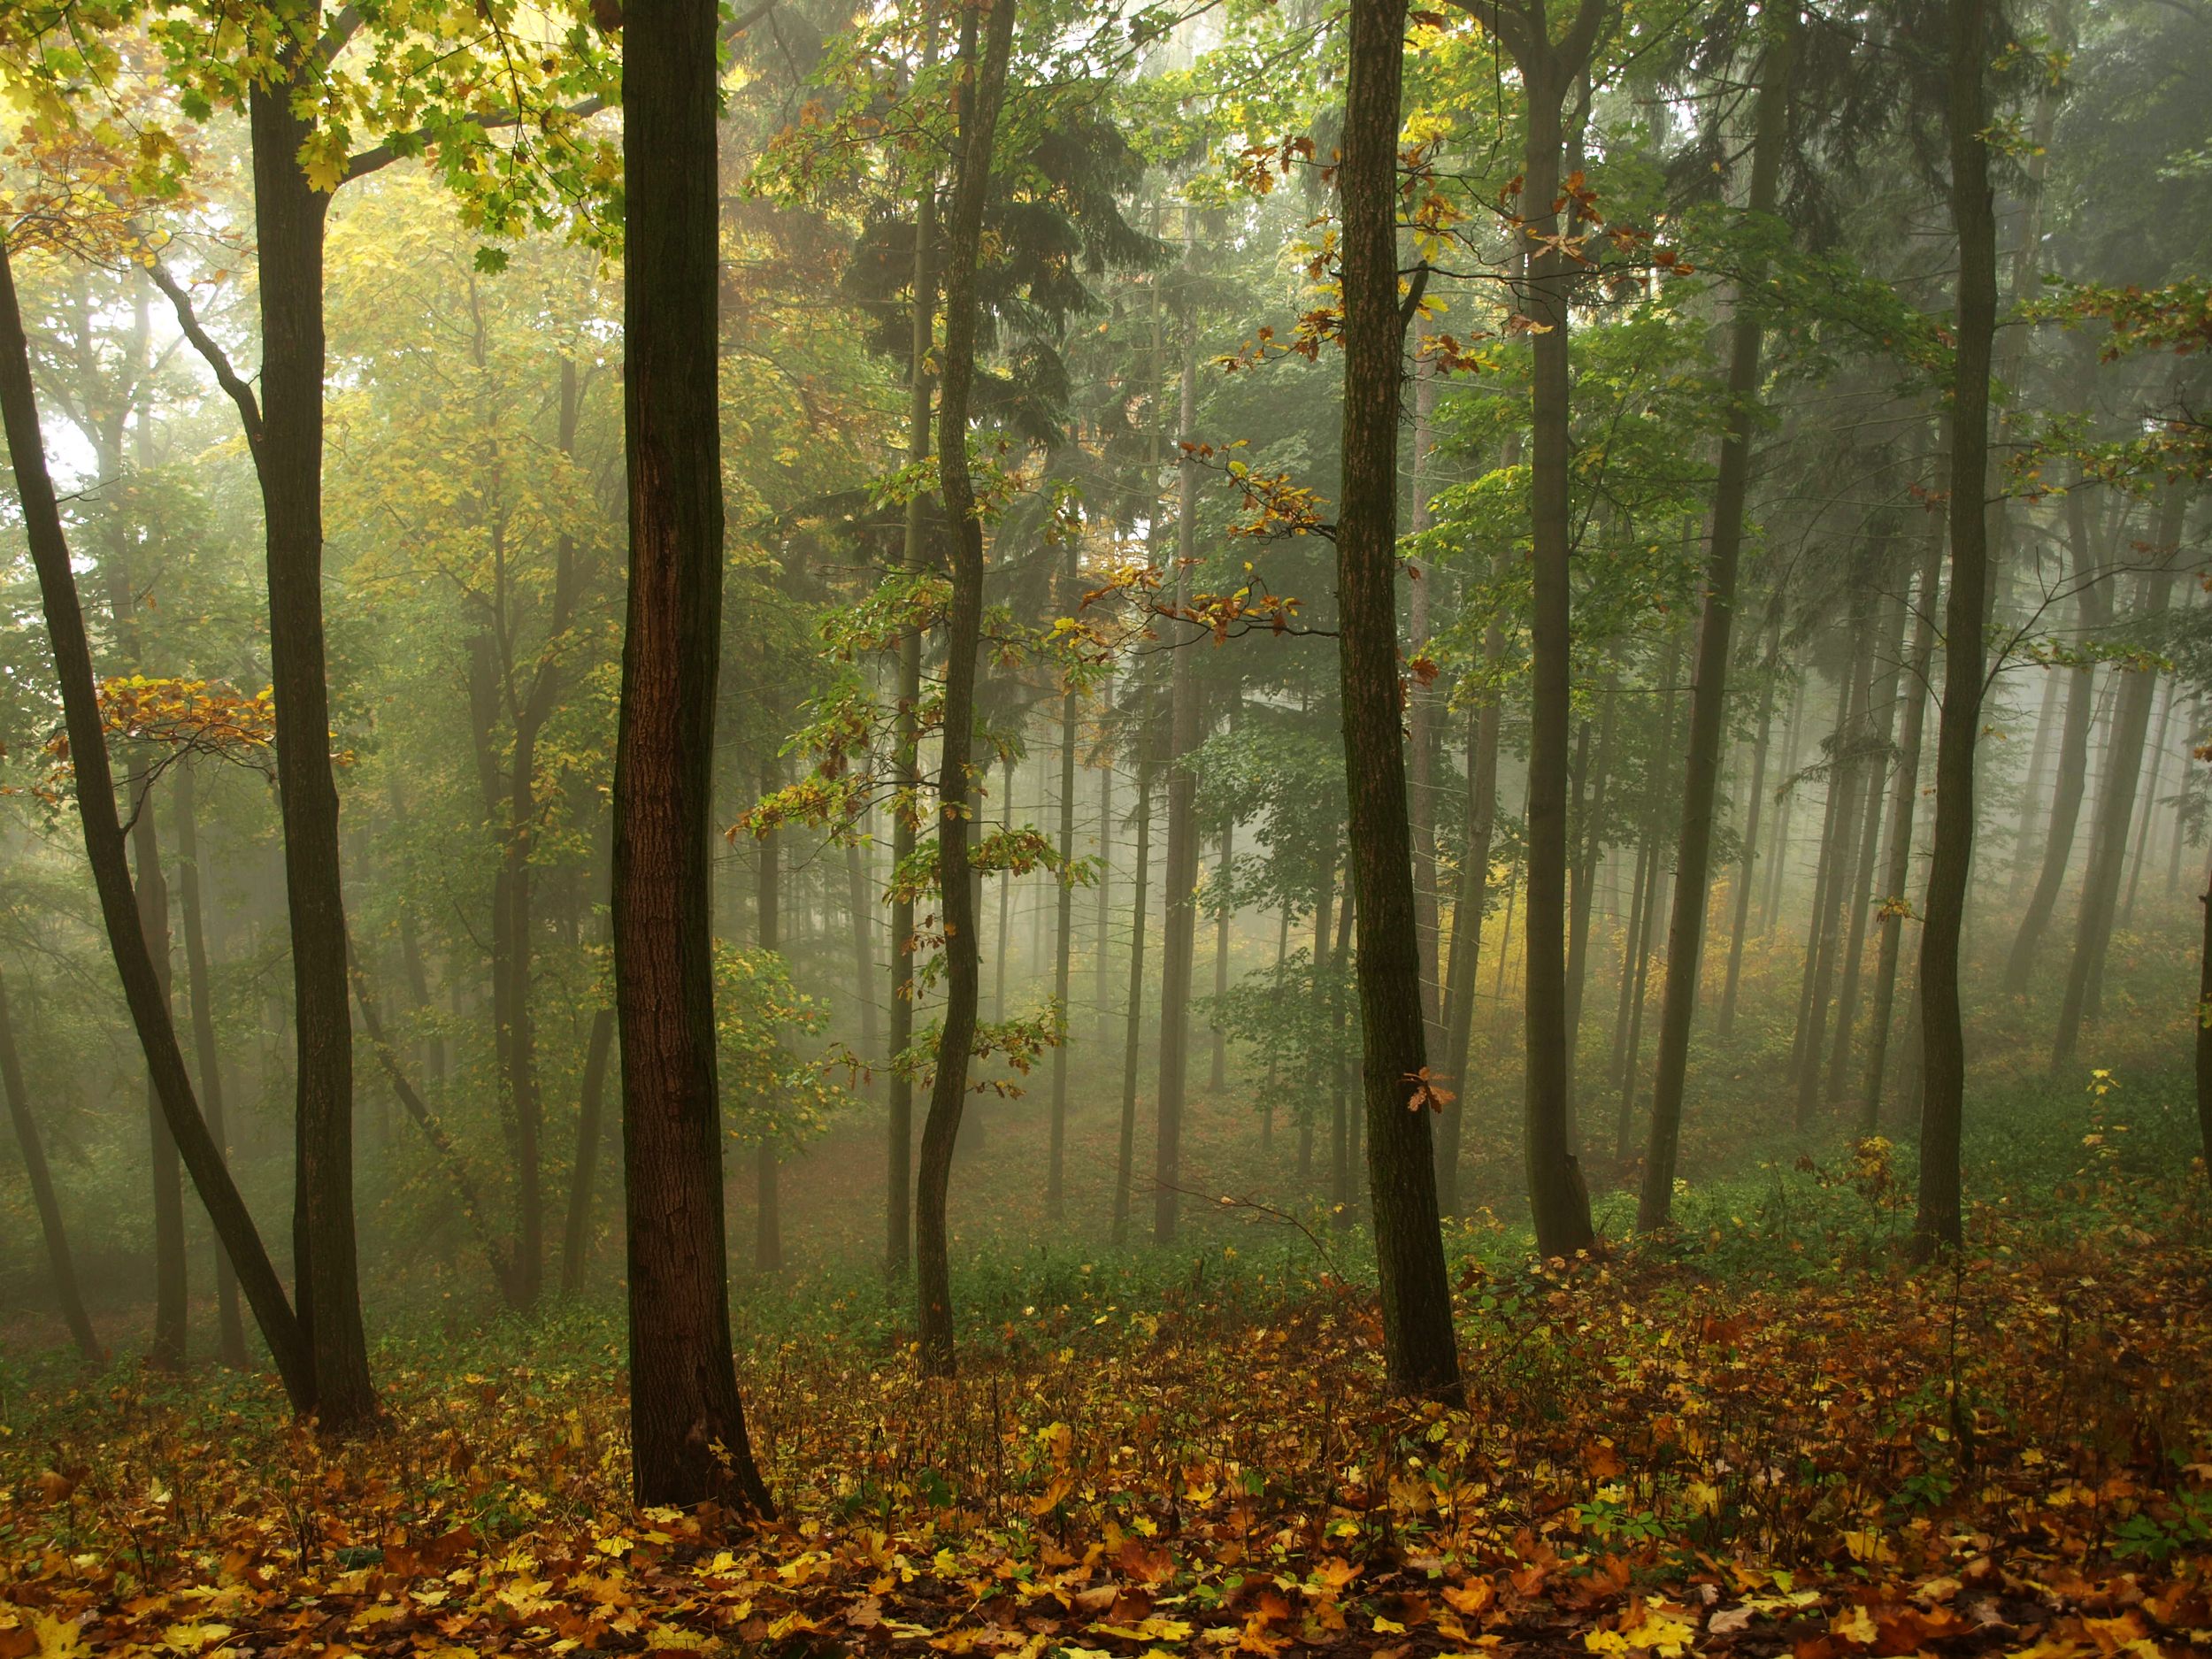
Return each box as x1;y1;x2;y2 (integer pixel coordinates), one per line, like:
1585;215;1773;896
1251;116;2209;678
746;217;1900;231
560;1007;616;1294
2119;674;2176;931
1563;681;1617;1105
1327;879;1356;1217
1210;818;1233;1092
1438;673;1501;1216
1760;674;1809;933
1113;756;1154;1246
1862;514;1944;1129
1048;648;1077;1218
1635;10;1795;1225
846;840;879;1084
1827;586;1908;1104
0;234;311;1409
614;0;772;1513
1336;0;1460;1398
1094;680;1115;1048
1717;602;1785;1041
1793;655;1866;1124
2198;879;2212;1177
174;764;249;1365
1409;353;1444;1057
250;54;376;1428
2011;658;2062;898
755;761;783;1275
1153;330;1203;1248
1914;0;1998;1258
915;0;1018;1377
886;150;936;1291
2004;484;2111;993
1486;0;1611;1263
127;772;188;1371
0;971;99;1361
2052;494;2185;1068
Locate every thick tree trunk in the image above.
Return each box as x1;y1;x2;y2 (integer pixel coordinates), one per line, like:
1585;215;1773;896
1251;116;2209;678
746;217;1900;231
250;58;376;1428
175;764;248;1365
1336;0;1460;1399
615;0;772;1513
1112;757;1154;1247
0;972;99;1360
915;0;1018;1377
2004;485;2111;992
1915;0;1998;1258
1635;12;1795;1226
0;234;311;1409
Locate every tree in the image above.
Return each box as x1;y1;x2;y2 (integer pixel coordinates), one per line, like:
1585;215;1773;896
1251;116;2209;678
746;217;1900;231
916;0;1019;1379
613;0;774;1513
1638;4;1797;1233
1334;0;1460;1400
1915;0;2000;1260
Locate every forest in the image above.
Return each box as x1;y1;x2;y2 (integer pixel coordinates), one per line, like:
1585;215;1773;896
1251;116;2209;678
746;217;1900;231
0;0;2207;1653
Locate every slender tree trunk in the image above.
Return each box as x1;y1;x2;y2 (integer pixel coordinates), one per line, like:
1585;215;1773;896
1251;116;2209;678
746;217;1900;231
887;161;935;1290
1862;516;1944;1128
2054;495;2185;1067
1409;353;1445;1056
755;763;783;1274
1761;674;1809;933
1210;818;1233;1091
560;1007;615;1294
0;234;311;1409
2120;674;2175;930
1718;603;1785;1041
1438;678;1501;1216
614;0;772;1512
994;752;1012;1021
1327;878;1356;1217
2198;877;2212;1176
1048;637;1078;1218
1477;0;1609;1261
2005;485;2111;992
174;764;248;1365
1094;681;1115;1047
250;54;375;1428
1788;679;1850;1092
1154;326;1203;1248
2012;662;2062;898
1915;0;1998;1258
0;972;99;1360
1113;757;1154;1247
1797;646;1870;1125
127;776;188;1371
916;0;1018;1378
1634;12;1795;1225
1563;681;1617;1103
846;839;879;1079
1828;587;1907;1103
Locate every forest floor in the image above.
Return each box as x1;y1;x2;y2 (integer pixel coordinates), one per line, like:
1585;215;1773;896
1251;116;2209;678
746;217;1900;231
0;1070;2208;1659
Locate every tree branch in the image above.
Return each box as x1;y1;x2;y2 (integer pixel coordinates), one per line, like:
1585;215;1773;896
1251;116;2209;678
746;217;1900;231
142;259;264;451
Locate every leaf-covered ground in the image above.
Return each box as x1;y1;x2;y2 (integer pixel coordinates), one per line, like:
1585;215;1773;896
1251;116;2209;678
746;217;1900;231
3;1093;2209;1659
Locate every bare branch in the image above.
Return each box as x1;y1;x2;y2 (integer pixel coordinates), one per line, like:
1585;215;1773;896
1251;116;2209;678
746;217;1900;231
142;259;264;451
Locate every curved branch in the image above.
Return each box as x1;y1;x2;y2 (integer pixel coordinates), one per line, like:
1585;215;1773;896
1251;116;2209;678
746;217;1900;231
142;259;264;450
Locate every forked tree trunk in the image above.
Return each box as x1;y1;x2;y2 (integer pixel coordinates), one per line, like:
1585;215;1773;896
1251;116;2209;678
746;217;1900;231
0;972;99;1361
1915;0;1999;1258
915;0;1018;1377
614;0;772;1512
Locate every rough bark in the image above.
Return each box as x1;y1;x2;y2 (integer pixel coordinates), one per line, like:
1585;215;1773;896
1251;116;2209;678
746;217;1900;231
1336;0;1461;1399
614;0;773;1513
